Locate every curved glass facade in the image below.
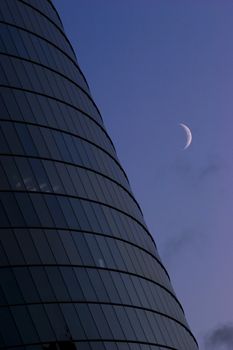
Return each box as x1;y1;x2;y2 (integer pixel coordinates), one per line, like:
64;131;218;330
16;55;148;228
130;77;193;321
0;1;198;349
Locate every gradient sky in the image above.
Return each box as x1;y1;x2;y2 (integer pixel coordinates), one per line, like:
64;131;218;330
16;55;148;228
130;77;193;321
54;1;233;349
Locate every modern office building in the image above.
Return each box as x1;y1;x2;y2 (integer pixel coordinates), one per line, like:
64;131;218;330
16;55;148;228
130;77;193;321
0;1;198;349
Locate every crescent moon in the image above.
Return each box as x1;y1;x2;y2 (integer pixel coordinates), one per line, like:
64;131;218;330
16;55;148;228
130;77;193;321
180;123;192;150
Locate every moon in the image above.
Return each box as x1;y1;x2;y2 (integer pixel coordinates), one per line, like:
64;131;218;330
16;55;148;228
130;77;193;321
180;123;192;150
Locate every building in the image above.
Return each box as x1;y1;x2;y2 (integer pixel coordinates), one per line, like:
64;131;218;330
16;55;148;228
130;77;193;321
0;0;198;349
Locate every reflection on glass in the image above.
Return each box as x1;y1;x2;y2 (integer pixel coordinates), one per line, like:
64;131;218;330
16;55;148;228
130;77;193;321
24;177;37;191
98;258;105;268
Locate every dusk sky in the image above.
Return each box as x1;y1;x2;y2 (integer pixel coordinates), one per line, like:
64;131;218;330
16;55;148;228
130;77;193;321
54;1;233;349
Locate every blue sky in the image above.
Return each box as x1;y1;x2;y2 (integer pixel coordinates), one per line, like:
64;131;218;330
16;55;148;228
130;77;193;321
54;1;233;349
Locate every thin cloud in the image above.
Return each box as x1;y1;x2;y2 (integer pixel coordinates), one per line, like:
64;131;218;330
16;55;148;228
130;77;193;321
198;161;224;182
205;323;233;349
161;228;202;263
172;156;226;186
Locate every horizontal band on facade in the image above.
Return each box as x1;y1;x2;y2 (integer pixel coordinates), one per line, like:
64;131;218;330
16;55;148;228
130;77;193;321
0;225;167;281
0;89;120;173
0;20;102;122
0;151;131;217
0;52;90;112
0;339;182;350
0;115;127;190
0;19;75;74
0;51;98;126
0;301;194;343
0;189;155;247
0;148;140;216
0;52;89;114
0;189;143;248
0;84;122;178
0;224;167;281
0;117;114;156
18;0;79;65
0;116;115;158
0;263;183;315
